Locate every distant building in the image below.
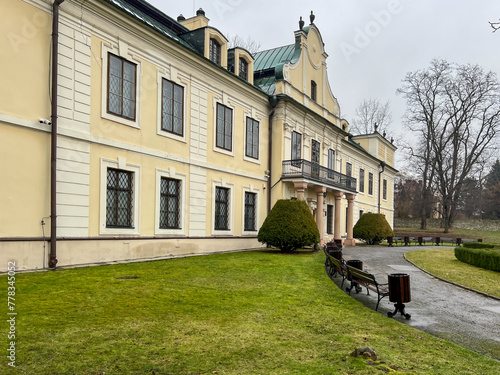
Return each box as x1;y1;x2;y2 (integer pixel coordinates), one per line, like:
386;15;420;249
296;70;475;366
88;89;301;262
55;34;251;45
0;0;397;271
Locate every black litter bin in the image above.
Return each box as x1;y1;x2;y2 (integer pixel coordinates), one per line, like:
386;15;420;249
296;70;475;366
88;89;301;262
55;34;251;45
388;273;411;319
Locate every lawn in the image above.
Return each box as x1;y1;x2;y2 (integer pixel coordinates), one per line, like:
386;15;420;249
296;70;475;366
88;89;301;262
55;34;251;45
405;248;500;298
2;250;500;374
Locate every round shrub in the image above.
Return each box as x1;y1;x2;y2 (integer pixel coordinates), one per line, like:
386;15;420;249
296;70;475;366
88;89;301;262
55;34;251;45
258;199;319;252
353;213;394;245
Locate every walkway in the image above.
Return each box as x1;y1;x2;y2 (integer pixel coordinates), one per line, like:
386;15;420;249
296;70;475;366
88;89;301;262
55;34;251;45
334;245;500;360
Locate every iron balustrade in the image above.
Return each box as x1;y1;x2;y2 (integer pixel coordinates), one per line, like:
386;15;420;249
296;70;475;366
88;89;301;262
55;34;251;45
282;159;357;192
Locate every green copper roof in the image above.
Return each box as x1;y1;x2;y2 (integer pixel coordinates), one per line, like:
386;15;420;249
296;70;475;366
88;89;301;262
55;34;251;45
254;44;295;71
101;0;194;50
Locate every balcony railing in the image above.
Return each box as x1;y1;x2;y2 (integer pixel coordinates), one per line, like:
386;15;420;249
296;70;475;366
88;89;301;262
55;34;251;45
282;159;357;192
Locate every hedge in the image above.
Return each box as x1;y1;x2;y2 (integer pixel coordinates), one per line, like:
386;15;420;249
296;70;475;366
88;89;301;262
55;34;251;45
463;242;495;249
454;246;500;272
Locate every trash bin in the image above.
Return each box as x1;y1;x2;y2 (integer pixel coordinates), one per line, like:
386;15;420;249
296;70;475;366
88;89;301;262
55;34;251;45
329;249;342;261
346;259;363;270
387;273;411;319
346;260;363;293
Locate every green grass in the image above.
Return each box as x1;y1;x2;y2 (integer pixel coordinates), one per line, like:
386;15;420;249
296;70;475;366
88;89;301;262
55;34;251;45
2;250;499;374
405;248;500;298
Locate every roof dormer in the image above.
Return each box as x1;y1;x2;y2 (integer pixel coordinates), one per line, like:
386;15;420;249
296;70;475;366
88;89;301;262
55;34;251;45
228;47;254;84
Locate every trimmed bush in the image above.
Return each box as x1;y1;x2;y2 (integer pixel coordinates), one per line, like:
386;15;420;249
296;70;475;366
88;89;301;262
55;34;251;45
353;213;394;245
463;242;495;249
258;199;319;252
454;247;500;272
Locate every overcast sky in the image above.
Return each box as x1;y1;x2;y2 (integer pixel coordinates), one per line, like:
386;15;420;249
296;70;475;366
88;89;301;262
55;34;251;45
147;0;500;168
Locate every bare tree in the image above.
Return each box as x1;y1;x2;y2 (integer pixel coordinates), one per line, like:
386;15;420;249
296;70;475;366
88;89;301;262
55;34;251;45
398;59;500;232
350;98;392;135
226;34;261;55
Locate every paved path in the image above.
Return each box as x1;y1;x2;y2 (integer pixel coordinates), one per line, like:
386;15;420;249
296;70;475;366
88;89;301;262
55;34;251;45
332;245;500;360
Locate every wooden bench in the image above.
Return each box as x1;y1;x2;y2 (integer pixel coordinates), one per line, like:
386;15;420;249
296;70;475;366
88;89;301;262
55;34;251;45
345;265;390;311
323;249;348;287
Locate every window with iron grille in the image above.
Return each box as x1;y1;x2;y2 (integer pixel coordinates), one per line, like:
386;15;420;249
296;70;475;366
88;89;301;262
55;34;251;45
368;172;374;195
209;38;221;65
311;80;317;101
292;131;302;161
328;149;335;170
244;192;256;231
239;57;248;80
108;53;136;120
159;177;181;229
216;103;233;151
215;187;230;230
106;168;134;228
245;117;259;159
327;204;333;234
359;168;365;193
311;140;320;164
383;179;387;200
161;79;183;136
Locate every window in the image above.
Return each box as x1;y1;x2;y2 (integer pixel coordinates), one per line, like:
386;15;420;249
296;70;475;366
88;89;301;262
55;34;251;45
359;210;364;219
161;79;184;136
328;149;335;170
359;169;365;193
383;179;388;200
106;168;133;228
216;103;233;151
159;177;181;229
239;57;248;80
368;172;374;195
346;163;352;177
311;80;317;101
209;38;221;65
291;131;302;161
108;53;136;120
215;187;230;230
244;192;257;231
245;117;259;159
311;140;320;164
327;205;333;234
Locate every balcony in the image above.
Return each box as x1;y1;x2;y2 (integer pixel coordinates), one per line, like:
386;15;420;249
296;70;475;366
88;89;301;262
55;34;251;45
282;159;357;193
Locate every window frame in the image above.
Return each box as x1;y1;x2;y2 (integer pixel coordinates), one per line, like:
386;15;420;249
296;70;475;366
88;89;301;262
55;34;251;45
239;57;248;80
161;78;184;137
311;139;321;164
291;131;302;161
100;158;141;235
155;169;187;235
368;172;374;196
214;186;230;231
328;149;335;171
101;43;142;129
326;204;333;235
105;168;134;229
244;192;257;232
209;38;221;65
359;168;365;193
245;117;259;161
383;179;388;200
107;53;137;121
215;103;233;153
311;80;317;102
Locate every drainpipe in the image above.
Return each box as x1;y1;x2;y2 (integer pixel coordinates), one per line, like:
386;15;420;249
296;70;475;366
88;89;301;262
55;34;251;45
377;161;386;214
267;96;278;214
49;0;65;269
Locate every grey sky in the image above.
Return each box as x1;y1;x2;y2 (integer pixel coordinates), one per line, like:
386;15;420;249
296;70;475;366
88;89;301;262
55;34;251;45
147;0;500;168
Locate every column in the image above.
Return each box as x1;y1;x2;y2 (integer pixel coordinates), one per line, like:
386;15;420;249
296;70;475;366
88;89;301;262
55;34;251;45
344;193;356;246
315;186;327;244
333;191;343;242
293;181;308;201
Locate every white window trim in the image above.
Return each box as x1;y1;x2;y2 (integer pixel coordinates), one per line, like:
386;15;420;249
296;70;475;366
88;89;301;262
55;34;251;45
212;180;234;236
156;69;188;143
243;115;261;165
213;97;235;157
101;42;142;129
99;158;141;235
242;185;260;235
155;168;187;236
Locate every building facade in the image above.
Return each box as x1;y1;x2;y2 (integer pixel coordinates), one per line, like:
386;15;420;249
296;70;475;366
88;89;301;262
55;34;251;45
0;0;397;271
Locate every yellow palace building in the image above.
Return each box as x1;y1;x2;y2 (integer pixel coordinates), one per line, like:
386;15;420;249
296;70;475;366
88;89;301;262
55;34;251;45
0;0;397;271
